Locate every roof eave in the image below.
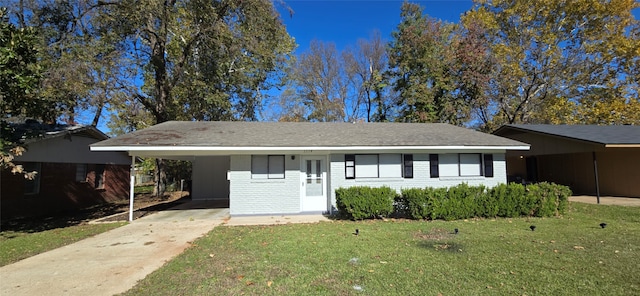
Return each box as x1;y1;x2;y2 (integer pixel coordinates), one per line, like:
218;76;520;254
91;145;530;152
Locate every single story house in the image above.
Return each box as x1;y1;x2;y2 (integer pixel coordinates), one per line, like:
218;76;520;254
494;124;640;198
1;121;131;219
90;121;529;216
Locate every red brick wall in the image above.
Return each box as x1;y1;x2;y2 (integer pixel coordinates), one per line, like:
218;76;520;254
1;162;130;219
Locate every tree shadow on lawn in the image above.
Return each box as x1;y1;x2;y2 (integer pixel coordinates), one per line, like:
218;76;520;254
414;228;465;253
0;195;190;233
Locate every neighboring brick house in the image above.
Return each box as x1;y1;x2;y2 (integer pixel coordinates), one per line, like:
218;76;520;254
494;124;640;198
91;121;528;216
1;122;131;219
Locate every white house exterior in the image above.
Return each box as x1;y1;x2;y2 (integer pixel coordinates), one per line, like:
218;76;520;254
91;121;529;216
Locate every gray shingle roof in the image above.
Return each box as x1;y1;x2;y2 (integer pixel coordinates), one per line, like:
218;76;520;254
92;121;526;148
9;120;108;144
495;124;640;145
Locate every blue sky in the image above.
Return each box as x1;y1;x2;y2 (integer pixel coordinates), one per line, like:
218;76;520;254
279;0;474;52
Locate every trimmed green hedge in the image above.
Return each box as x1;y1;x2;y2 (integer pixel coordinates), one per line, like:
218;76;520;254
396;182;571;220
335;186;396;220
335;182;571;221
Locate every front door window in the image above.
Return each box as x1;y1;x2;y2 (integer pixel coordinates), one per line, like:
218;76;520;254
306;159;323;196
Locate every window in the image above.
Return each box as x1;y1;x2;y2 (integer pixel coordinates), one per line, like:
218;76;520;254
252;155;285;179
379;154;402;178
76;164;88;182
430;153;494;178
23;162;41;195
345;154;410;179
345;154;355;179
355;155;379;178
403;154;413;178
95;164;105;189
439;154;459;177
460;154;482;176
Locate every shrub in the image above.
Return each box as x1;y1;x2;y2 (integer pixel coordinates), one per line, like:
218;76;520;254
348;182;571;221
335;186;395;220
491;183;525;218
529;182;572;217
397;188;428;219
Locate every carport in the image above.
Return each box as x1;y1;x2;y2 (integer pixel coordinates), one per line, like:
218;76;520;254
92;143;232;222
494;124;640;202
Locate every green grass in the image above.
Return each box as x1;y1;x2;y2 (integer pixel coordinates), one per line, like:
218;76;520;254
123;203;640;296
134;185;154;194
0;222;125;266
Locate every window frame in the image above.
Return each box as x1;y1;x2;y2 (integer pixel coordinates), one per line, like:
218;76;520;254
459;153;482;177
95;164;105;189
430;153;493;178
251;155;286;179
345;154;356;179
76;164;88;182
345;154;411;179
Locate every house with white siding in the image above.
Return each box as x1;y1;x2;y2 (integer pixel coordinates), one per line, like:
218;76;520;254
91;121;529;216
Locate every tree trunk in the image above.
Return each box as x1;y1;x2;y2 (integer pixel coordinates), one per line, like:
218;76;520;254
153;158;167;197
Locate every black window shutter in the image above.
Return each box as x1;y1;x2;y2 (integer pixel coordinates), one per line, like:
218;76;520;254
484;154;494;178
403;154;413;178
429;154;439;178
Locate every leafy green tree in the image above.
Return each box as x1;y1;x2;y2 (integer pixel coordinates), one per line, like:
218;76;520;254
464;0;640;130
95;0;295;195
388;2;491;125
0;7;42;178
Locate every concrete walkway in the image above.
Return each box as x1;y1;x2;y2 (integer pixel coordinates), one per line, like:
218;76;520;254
569;195;640;206
0;202;331;296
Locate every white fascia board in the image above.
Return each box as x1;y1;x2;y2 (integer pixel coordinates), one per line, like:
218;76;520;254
91;145;530;152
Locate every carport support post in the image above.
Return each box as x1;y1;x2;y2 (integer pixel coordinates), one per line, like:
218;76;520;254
593;152;600;204
129;155;136;222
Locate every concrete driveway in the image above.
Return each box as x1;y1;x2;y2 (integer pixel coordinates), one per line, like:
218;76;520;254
569;195;640;206
0;201;229;296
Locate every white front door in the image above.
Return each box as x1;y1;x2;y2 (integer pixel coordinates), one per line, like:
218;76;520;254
301;156;327;212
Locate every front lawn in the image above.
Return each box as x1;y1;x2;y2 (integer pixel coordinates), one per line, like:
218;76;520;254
0;222;125;266
123;203;639;295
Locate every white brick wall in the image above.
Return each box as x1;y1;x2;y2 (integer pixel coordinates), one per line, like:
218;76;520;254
329;153;507;208
229;152;507;216
229;155;301;215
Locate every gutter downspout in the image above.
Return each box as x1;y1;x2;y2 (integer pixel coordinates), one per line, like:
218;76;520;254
593;152;600;204
130;155;136;222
